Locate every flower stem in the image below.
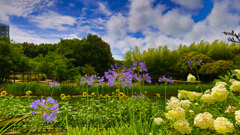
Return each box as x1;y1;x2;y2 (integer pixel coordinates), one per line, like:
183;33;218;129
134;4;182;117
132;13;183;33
195;67;203;93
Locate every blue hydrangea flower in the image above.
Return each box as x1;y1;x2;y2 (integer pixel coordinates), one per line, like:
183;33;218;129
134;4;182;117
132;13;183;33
29;96;59;123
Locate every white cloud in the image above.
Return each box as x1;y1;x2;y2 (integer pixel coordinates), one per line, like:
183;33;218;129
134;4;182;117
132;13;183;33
170;0;204;9
128;0;165;32
29;11;76;31
107;13;127;39
0;0;55;22
10;25;60;44
112;55;124;60
157;9;194;37
69;3;75;7
98;2;112;16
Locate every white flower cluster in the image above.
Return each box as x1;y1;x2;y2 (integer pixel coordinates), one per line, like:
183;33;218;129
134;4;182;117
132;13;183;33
187;91;201;101
173;119;192;134
214;117;234;134
235;110;240;125
154;118;164;126
201;94;215;105
180;100;192;109
166;97;180;110
165;106;185;121
225;106;236;113
235;69;240;79
211;84;228;101
230;80;240;92
194;112;214;129
187;73;196;82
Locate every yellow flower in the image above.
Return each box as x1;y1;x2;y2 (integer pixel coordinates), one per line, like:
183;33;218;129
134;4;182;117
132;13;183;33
116;89;119;93
26;90;31;95
82;92;87;97
119;92;124;98
105;94;109;97
60;94;66;100
91;92;95;96
156;93;160;97
1;91;6;96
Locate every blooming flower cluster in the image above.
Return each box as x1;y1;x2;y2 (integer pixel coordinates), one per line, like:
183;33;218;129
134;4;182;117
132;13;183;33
230;80;240;92
166;97;180;110
194;112;214;129
180;100;192;109
49;81;60;88
187;73;196;82
201;94;215;105
214;117;234;134
225;105;236;113
80;74;104;86
158;75;174;84
188;57;204;68
211;83;228;101
173;119;192;134
29;96;59;123
165;106;185;121
130;61;147;72
186;91;201;101
235;110;240;125
235;69;240;79
154;118;164;126
104;64;133;87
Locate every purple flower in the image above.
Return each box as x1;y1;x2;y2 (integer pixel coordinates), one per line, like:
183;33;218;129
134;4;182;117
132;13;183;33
29;96;59;123
188;57;204;68
104;64;133;88
49;81;60;88
131;61;147;72
159;75;174;84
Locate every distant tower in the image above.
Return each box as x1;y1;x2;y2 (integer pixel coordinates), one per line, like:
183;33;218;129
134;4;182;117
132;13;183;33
0;23;9;37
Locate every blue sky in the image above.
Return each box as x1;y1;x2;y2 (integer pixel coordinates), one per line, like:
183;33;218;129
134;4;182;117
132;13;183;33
0;0;240;60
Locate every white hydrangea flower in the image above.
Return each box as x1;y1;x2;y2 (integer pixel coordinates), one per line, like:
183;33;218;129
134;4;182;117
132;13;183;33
178;90;188;99
201;94;215;105
204;89;211;94
166;97;180;110
194;112;214;129
235;69;240;79
230;80;240;92
165;106;185;121
215;82;227;86
214;117;234;134
189;110;194;113
187;73;196;82
235;110;240;125
230;79;236;83
225;106;236;113
180;100;192;109
173;119;192;134
187;91;201;101
154;118;164;126
211;85;228;101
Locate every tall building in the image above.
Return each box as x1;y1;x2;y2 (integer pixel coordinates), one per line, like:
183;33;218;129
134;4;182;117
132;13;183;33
0;23;9;37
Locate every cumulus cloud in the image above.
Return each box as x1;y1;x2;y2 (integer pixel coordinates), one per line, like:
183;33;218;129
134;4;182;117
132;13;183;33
107;13;127;39
0;0;55;22
29;11;76;31
128;0;166;32
157;9;194;37
170;0;204;9
98;2;112;16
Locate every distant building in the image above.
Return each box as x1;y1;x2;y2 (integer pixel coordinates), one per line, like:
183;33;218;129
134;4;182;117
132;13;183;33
0;23;9;37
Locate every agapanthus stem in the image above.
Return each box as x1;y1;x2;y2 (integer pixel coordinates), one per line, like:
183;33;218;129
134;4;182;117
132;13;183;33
165;84;167;110
195;67;203;93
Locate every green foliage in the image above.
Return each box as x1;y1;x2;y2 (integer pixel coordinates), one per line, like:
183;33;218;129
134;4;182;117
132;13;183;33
176;52;213;74
39;73;47;81
199;60;236;76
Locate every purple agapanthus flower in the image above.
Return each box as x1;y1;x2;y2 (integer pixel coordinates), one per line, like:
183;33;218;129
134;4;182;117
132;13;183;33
131;61;147;72
131;92;145;100
134;73;151;84
104;64;133;88
80;74;104;86
49;81;60;88
188;57;204;68
29;96;59;123
159;75;174;84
